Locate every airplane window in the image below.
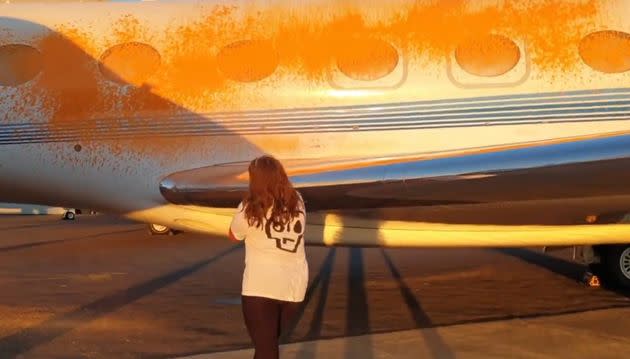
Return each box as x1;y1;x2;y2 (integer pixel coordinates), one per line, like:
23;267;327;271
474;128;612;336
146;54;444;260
0;44;43;87
336;38;399;81
217;39;278;82
454;34;520;77
99;42;161;86
579;30;630;73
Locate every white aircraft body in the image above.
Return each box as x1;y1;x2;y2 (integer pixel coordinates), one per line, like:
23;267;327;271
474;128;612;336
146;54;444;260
0;0;629;286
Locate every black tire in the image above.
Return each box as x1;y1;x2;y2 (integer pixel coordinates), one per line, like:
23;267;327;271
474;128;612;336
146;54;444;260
63;211;75;220
601;244;630;289
148;223;171;235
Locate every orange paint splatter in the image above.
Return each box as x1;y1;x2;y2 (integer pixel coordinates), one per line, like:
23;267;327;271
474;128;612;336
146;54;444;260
153;0;599;89
0;44;42;86
111;14;151;45
217;39;278;82
336;37;399;81
579;30;630;73
24;24;180;162
455;34;521;77
36;26;101;124
99;42;161;86
29;0;598;116
1;0;613;160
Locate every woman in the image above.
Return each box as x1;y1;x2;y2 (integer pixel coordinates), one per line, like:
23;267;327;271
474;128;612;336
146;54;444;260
229;155;308;359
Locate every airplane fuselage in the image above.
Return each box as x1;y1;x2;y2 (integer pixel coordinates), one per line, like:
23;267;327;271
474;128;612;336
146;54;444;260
1;0;629;247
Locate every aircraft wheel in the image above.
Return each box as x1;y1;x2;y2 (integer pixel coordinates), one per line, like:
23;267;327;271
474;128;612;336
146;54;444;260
600;244;630;289
148;223;172;236
63;210;76;220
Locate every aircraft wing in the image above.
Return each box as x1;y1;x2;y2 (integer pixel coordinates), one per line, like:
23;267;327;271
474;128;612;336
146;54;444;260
159;132;630;247
160;132;630;212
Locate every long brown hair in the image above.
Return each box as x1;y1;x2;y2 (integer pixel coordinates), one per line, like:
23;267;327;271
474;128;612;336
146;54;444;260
243;155;302;228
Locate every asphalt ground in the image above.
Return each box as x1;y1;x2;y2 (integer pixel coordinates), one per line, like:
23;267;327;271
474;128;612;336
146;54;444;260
0;215;628;358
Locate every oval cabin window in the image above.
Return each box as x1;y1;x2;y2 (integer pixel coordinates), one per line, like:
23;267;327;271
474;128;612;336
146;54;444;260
336;38;399;81
99;42;161;86
579;30;630;73
217;40;279;82
455;34;520;77
0;44;43;86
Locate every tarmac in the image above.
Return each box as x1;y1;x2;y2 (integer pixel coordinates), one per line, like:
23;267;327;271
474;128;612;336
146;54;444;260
180;307;630;359
0;214;628;359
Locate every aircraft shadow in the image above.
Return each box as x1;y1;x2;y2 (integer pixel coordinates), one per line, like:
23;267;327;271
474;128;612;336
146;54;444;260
0;244;242;359
0;221;65;232
0;15;262;213
280;215;454;359
381;248;456;359
496;248;630;299
0;228;142;253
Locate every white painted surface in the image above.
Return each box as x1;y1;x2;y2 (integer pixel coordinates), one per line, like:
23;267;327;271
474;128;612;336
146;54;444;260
0;202;66;215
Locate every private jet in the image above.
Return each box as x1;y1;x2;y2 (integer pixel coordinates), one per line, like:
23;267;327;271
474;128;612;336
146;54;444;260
0;0;629;287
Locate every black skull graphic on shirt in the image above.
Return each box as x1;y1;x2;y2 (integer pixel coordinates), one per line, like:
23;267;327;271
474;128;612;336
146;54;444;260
264;211;305;253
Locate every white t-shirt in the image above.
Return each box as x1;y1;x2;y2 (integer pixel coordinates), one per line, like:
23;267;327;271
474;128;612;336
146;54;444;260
229;198;308;302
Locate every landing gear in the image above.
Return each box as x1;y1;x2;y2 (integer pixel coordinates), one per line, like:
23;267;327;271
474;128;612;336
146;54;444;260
63;210;76;220
600;245;630;288
148;223;173;236
589;244;630;289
